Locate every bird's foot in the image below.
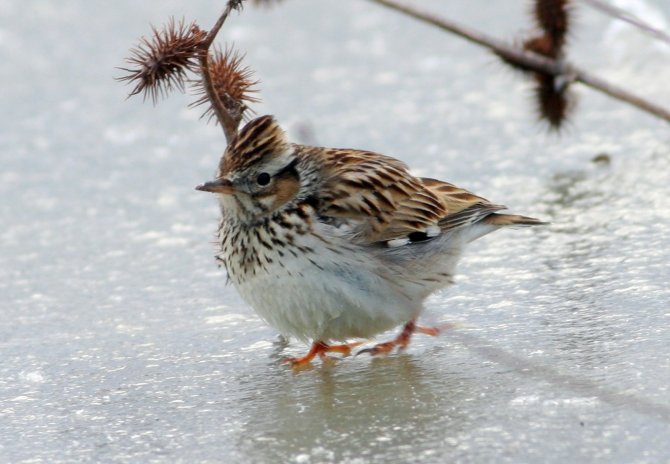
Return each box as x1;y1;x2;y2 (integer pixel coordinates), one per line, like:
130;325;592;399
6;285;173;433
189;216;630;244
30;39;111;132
283;341;363;368
356;340;400;356
357;320;452;357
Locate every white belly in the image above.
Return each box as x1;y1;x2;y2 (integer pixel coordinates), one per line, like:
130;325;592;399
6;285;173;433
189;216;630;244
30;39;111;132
234;241;419;342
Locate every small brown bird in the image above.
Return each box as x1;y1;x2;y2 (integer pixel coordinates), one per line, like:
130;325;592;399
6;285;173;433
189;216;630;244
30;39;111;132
197;115;545;366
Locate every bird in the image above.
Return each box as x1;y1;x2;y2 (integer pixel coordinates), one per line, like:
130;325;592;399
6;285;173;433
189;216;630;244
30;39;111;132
196;115;545;367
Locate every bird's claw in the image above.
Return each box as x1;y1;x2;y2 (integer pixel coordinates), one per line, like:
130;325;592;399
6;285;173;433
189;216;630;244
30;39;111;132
355;321;455;357
356;341;401;357
282;341;364;368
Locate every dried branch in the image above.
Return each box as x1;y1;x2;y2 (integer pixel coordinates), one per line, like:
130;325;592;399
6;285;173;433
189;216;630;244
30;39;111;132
197;1;248;143
368;0;670;124
580;0;670;46
119;1;258;144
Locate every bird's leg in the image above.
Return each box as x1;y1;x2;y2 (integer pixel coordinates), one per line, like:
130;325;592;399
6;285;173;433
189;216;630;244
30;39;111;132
358;321;417;356
284;340;363;368
283;341;327;367
358;320;448;356
324;341;363;356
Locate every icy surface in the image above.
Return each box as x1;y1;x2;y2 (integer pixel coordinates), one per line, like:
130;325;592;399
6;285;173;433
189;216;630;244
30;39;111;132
1;1;670;463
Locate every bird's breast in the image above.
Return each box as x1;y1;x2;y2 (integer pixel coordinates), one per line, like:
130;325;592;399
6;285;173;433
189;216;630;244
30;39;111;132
217;208;325;284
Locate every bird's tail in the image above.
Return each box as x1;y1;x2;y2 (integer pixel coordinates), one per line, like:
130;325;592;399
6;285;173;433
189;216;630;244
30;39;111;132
483;214;548;227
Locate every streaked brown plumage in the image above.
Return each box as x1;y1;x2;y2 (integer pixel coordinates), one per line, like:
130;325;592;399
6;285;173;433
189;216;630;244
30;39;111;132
197;115;546;366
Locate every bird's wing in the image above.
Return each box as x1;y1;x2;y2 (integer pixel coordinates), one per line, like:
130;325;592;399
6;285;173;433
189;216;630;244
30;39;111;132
314;148;503;245
419;178;506;232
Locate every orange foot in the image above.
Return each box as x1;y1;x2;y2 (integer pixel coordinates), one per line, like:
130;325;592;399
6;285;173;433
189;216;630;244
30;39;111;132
357;320;451;356
283;340;363;368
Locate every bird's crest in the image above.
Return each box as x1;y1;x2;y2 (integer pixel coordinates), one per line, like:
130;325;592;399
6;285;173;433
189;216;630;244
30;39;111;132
219;115;290;175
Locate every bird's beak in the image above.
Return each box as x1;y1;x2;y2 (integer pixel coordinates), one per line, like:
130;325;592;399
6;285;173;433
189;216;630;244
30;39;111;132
195;178;235;194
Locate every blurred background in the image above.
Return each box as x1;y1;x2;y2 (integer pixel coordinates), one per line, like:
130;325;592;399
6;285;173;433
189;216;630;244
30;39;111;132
1;1;669;462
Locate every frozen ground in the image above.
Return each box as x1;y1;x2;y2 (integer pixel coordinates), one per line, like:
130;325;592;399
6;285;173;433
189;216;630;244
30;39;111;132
1;1;669;462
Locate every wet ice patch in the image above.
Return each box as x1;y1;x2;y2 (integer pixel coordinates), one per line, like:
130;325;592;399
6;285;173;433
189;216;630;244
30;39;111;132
19;371;45;384
240;340;273;352
510;395;599;409
131;230;190;247
205;313;247;325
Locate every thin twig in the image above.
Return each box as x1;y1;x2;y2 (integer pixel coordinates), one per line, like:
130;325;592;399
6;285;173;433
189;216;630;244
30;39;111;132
199;1;245;142
580;0;670;46
368;0;670;124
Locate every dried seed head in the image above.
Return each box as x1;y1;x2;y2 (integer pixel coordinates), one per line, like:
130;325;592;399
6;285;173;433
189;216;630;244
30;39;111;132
521;33;575;129
532;0;571;53
500;0;574;130
524;34;558;58
118;18;207;103
228;0;246;10
533;73;575;130
191;45;260;124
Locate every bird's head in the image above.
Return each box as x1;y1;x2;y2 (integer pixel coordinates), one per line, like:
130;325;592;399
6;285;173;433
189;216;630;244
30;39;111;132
196;115;304;222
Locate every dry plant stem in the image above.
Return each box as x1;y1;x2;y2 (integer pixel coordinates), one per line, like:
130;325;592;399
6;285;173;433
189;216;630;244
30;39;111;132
369;0;670;124
580;0;670;45
199;1;244;143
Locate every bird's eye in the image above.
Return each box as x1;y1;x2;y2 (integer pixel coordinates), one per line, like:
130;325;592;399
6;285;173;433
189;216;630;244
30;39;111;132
256;172;271;186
